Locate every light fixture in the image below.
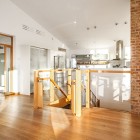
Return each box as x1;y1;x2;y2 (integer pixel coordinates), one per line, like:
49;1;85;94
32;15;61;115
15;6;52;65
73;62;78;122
75;42;78;46
124;21;127;24
73;21;77;24
94;26;97;29
86;27;90;30
115;22;118;26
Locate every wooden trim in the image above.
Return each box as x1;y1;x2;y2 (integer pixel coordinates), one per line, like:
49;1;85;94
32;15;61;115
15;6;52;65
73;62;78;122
38;70;50;73
54;69;68;72
11;37;13;70
0;33;13;38
4;47;6;93
0;43;12;48
36;69;131;75
38;77;50;81
0;34;14;94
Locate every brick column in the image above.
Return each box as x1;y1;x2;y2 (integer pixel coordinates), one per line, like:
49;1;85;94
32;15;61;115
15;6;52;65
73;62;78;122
131;0;140;115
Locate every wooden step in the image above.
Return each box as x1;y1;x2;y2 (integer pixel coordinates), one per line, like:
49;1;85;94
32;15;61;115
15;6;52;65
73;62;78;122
48;94;71;108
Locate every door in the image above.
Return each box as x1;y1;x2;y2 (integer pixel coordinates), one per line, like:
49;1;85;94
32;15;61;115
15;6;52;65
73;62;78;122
0;34;13;95
30;47;48;93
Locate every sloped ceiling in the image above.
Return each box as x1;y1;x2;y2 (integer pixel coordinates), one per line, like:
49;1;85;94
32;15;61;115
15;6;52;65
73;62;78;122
10;0;130;49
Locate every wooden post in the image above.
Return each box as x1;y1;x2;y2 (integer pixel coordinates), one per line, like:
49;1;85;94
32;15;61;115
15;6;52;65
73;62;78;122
50;70;55;102
9;70;13;93
71;80;76;114
37;81;43;108
86;70;90;108
75;70;81;117
68;69;72;95
34;70;39;108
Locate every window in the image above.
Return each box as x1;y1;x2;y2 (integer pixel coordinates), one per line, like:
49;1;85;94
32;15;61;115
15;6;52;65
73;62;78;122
90;49;109;60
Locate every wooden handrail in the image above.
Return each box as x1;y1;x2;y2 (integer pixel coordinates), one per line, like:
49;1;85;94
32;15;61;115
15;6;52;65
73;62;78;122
81;83;100;107
37;69;74;75
37;76;69;100
89;69;131;73
36;69;131;74
38;77;50;81
50;78;68;99
67;83;71;87
38;70;50;73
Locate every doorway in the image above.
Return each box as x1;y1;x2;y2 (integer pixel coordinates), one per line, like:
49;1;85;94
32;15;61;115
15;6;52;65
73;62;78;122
0;34;13;95
30;46;48;93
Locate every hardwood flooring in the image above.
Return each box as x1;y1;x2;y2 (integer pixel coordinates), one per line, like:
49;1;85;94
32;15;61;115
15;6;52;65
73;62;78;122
0;95;140;140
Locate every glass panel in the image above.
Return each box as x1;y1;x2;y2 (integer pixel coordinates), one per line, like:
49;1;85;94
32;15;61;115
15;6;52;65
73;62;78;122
0;46;4;93
39;49;48;69
30;47;48;93
59;56;65;68
0;35;12;45
5;47;11;92
30;47;39;93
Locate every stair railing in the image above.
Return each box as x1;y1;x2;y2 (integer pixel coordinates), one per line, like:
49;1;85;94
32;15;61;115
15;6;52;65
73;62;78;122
81;83;100;107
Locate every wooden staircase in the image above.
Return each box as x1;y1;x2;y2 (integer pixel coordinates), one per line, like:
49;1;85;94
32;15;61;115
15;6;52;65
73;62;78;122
48;95;71;108
48;78;71;108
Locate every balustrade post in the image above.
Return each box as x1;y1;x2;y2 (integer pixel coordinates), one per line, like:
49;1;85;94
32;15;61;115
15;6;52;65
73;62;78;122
75;70;81;117
37;80;43;108
50;70;55;102
71;80;76;114
34;70;39;108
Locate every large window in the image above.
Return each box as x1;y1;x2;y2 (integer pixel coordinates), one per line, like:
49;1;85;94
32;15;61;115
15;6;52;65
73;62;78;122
90;49;109;60
125;47;131;60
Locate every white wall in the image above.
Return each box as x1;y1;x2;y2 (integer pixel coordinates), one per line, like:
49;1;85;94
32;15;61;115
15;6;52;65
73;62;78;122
0;0;68;95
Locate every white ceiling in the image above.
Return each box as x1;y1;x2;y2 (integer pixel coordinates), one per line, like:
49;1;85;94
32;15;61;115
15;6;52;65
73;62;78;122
10;0;130;49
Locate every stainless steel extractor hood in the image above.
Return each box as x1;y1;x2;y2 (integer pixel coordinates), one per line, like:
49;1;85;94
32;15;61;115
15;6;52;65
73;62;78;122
116;40;123;60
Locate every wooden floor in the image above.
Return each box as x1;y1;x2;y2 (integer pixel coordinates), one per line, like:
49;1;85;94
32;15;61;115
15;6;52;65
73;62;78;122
0;95;140;140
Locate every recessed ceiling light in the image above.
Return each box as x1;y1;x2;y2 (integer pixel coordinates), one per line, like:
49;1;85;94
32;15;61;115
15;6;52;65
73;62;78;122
124;21;127;24
94;26;97;29
73;21;77;24
75;42;78;45
115;22;118;26
86;27;90;30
